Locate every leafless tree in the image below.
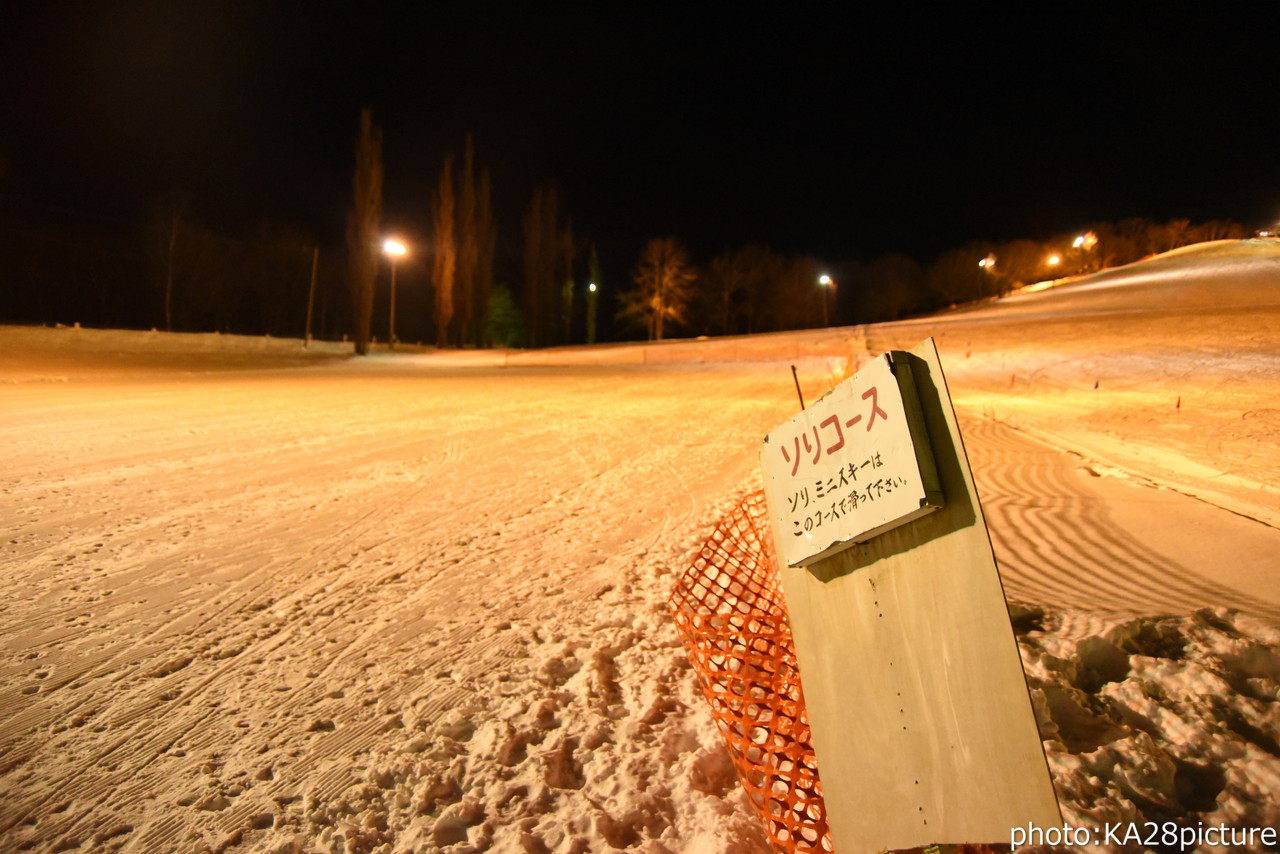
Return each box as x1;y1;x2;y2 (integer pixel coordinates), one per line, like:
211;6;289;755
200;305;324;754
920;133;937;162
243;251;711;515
345;109;383;355
560;222;577;344
522;186;566;347
860;254;923;322
693;245;780;335
432;155;456;347
474;169;495;346
161;197;187;332
620;237;697;341
455;138;477;346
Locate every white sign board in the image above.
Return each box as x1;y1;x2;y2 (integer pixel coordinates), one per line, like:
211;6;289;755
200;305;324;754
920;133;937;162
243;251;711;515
761;352;943;567
766;340;1061;850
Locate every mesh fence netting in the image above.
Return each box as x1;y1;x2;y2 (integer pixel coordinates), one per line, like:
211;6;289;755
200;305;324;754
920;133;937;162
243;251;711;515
667;490;833;853
669;492;1018;854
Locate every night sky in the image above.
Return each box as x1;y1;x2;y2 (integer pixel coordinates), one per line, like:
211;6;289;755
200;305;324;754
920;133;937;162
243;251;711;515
2;3;1277;278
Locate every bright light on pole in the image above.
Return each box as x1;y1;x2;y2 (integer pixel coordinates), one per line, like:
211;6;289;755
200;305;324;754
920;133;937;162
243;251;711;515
1073;232;1097;251
383;239;407;348
818;274;835;326
1071;231;1098;274
977;254;997;298
586;282;599;345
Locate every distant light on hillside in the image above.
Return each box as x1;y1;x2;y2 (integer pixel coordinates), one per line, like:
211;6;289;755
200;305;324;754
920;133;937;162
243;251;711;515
1074;232;1098;251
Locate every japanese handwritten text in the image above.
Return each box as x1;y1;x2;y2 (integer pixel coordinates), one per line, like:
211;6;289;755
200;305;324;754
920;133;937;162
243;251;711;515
778;385;889;477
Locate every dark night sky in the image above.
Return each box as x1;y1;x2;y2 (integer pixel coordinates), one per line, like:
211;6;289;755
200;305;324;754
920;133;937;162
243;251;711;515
2;2;1277;279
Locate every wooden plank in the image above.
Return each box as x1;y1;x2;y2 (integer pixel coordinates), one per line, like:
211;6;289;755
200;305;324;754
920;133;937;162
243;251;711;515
768;338;1060;851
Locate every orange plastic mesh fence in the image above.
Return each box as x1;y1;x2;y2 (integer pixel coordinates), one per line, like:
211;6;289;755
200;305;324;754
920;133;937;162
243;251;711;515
668;490;833;853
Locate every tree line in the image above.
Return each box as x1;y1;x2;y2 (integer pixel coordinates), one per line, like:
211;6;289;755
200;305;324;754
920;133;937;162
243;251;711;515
0;197;344;338
609;215;1252;340
345;109;843;349
844;217;1250;325
0;108;1257;344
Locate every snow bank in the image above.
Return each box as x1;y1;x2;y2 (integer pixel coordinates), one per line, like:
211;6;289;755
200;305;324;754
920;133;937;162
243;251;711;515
0;324;353;383
1017;604;1280;850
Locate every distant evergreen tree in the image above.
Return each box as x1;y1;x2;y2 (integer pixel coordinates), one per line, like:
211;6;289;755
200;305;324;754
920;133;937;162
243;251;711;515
486;284;524;348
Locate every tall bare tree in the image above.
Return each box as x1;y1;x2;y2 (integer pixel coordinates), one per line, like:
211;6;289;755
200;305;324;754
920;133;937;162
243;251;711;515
455;137;477;346
860;254;923;322
522;186;563;347
160;196;187;332
432;155;456;347
695;244;784;336
620;237;697;341
475;168;495;347
560;222;576;344
346;108;383;355
435;136;495;348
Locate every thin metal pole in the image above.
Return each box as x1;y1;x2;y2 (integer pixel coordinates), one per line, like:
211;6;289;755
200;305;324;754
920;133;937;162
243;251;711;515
791;364;805;411
389;261;397;350
304;246;318;348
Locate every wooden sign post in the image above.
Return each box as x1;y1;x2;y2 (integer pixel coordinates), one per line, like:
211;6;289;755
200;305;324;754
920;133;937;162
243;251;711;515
761;338;1059;851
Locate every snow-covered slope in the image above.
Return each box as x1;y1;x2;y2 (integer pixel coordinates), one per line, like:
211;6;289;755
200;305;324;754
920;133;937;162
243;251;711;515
1;240;1278;852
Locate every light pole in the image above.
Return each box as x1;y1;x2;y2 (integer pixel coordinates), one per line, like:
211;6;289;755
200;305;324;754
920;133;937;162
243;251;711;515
587;282;599;345
818;274;836;326
383;238;407;349
1072;231;1098;274
978;254;997;298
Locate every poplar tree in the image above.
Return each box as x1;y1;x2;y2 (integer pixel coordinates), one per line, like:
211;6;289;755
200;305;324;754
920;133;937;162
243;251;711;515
455;137;477;346
345;108;383;356
521;185;577;347
431;155;456;347
522;187;555;347
474;168;495;346
438;136;495;348
560;222;576;344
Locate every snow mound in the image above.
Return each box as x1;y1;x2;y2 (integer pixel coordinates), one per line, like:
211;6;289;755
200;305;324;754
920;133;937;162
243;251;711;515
1017;603;1280;848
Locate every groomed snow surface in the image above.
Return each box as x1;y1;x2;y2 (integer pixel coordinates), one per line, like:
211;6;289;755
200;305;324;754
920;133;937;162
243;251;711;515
2;240;1279;853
